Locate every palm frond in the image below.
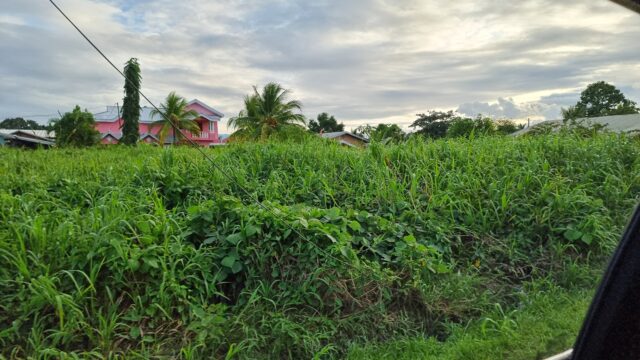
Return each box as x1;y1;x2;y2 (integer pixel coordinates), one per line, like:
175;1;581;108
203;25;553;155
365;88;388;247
230;83;304;140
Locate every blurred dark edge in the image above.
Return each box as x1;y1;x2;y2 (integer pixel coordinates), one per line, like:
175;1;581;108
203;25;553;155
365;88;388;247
611;0;640;13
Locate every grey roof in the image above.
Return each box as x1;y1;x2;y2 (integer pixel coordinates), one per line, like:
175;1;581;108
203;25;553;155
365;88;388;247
320;131;369;142
101;131;121;139
94;106;161;123
0;133;55;146
512;113;640;136
140;132;159;140
101;132;159;141
0;129;55;138
93;100;223;123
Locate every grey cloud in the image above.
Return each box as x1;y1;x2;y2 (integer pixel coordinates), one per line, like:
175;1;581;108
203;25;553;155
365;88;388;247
538;92;580;106
2;0;640;129
457;97;565;120
457;98;520;119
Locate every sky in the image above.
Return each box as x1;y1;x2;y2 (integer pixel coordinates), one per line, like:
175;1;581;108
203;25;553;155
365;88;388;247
2;0;640;133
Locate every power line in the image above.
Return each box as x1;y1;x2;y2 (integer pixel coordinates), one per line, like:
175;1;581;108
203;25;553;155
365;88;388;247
48;0;356;269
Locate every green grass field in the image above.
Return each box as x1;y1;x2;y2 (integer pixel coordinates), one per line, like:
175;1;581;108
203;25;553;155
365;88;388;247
1;134;638;358
348;287;592;359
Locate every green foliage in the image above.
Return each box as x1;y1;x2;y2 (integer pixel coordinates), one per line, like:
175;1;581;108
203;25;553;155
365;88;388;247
309;113;344;133
0;117;48;130
228;83;306;141
562;81;639;120
410;112;517;139
560;118;609;137
409;110;456;139
526;118;609;138
354;123;405;143
347;287;592;360
495;120;523;135
1;134;639;358
561;105;584;120
447;116;495;138
151;92;200;145
121;58;142;146
50;106;100;147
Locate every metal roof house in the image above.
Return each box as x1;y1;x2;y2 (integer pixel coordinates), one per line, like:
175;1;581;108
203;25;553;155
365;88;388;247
320;131;369;147
0;130;55;148
93;99;225;146
0;129;55;139
511;113;640;136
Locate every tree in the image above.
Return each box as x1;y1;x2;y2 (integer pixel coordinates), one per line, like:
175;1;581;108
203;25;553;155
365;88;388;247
561;105;585;120
447;116;495;138
228;83;306;141
121;58;142;145
308;112;344;133
51;106;100;147
446;118;475;138
150;92;200;145
563;81;639;120
0;117;48;130
409;110;456;139
354;123;405;143
495;119;523;135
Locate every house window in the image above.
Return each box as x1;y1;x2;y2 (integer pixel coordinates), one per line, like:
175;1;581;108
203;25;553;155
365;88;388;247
209;121;214;132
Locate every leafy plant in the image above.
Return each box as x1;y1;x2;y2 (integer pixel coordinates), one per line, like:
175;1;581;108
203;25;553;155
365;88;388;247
0;133;638;358
50;106;100;147
120;58;142;146
228;83;306;141
150;92;201;145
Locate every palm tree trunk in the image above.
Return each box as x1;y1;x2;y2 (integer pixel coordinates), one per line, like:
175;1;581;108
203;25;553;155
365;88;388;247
261;124;269;141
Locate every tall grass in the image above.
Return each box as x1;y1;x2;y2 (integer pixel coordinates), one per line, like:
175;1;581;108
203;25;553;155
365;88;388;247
0;134;638;358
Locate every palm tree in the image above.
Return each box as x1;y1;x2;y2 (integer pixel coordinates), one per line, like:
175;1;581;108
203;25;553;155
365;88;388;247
150;92;200;145
228;83;306;141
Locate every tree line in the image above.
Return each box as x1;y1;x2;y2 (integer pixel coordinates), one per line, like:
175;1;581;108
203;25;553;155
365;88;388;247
2;58;208;147
225;84;525;143
224;80;639;143
4;73;638;147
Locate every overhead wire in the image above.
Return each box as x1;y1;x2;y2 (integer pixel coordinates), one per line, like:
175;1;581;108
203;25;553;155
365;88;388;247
48;0;358;270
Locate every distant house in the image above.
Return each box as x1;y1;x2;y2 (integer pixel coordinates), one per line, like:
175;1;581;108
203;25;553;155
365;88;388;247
512;113;640;136
93;99;224;146
320;131;369;147
0;129;55;148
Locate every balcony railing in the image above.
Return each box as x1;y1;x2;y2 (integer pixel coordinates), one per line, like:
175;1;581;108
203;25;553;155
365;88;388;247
188;132;216;140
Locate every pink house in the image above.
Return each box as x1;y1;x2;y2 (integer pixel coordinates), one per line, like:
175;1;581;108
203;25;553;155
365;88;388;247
93;99;224;146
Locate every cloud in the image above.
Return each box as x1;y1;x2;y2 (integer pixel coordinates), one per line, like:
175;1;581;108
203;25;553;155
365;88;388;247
456;96;573;121
457;98;522;119
1;0;640;132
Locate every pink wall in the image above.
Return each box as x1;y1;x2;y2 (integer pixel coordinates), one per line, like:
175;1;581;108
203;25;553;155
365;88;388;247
96;119;123;133
95;102;221;146
96;121;160;135
187;102;212;115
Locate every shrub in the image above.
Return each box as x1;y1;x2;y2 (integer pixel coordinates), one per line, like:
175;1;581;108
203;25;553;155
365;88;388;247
1;134;638;358
50;106;100;147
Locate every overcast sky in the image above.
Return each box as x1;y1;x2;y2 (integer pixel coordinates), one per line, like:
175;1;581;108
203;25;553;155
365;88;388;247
2;0;639;132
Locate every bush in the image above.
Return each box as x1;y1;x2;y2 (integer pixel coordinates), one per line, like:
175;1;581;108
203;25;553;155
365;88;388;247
50;106;100;147
447;116;495;138
1;134;638;358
